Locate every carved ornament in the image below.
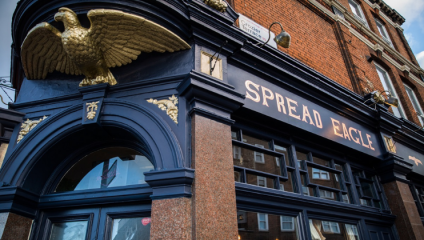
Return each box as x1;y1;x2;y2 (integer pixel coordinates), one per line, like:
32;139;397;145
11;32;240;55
86;101;100;120
21;8;190;87
204;0;228;12
17;116;47;143
147;95;179;124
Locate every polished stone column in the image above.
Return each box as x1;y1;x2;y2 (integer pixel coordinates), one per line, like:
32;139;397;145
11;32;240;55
150;198;192;239
383;181;424;240
0;212;32;240
191;114;238;239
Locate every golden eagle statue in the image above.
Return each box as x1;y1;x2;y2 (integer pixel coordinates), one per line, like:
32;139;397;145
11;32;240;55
21;7;191;87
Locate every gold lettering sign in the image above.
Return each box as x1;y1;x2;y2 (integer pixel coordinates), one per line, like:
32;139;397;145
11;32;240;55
245;79;376;151
409;156;423;166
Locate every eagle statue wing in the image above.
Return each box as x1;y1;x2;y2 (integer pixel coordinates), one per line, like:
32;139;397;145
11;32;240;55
87;9;191;68
21;22;82;79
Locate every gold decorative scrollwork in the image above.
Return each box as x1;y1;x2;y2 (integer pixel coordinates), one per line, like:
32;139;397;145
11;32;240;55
204;0;228;12
147;95;179;124
17;116;47;143
86;101;100;120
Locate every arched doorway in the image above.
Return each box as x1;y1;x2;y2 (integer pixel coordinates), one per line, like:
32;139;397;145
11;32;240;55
33;145;154;240
29;127;156;240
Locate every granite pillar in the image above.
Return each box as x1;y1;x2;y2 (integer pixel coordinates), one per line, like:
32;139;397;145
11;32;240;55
191;114;238;240
150;198;192;239
0;212;32;240
383;181;424;240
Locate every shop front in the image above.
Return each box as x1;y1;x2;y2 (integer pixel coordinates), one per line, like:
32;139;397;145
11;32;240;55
0;0;423;239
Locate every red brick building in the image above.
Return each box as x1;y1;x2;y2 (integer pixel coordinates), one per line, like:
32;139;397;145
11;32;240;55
1;0;424;239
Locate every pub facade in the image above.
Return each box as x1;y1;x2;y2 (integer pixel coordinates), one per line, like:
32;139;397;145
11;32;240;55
0;0;424;239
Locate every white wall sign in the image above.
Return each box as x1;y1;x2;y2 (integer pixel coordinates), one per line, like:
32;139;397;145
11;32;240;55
239;14;277;48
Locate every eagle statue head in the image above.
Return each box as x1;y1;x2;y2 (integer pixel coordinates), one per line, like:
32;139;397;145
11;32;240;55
54;7;80;28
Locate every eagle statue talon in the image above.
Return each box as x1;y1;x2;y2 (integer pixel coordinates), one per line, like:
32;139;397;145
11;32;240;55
21;7;191;87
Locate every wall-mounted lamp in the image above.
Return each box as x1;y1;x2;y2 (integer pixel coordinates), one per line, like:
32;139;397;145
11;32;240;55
258;22;291;48
370;90;399;108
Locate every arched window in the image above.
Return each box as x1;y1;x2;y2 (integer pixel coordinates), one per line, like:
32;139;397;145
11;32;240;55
55;147;154;192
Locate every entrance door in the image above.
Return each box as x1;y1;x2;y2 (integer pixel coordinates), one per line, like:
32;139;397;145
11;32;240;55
32;205;151;240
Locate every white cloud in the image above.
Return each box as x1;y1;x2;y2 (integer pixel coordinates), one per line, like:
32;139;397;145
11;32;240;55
404;33;415;48
416;51;424;68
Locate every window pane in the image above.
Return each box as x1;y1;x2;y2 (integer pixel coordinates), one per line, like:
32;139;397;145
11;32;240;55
360;181;375;198
308;166;341;190
242;133;270;149
246;173;274;189
50;221;88;240
375;64;406;118
343;193;350;203
111;217;151;240
55;147;154;192
319;189;337;201
279;171;295;192
296;151;308;161
312;156;330;167
360;198;371;206
310;219;361;239
275;144;291;166
234;147;281;176
404;84;424;126
238;211;299;239
231;131;238;140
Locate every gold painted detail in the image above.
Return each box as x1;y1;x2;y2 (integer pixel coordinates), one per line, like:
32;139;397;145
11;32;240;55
86;101;100;120
409;156;423;166
21;7;191;87
204;0;228;12
17;116;47;143
383;136;396;153
147;95;179;124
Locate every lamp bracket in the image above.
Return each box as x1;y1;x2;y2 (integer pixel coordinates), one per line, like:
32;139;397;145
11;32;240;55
210;40;228;75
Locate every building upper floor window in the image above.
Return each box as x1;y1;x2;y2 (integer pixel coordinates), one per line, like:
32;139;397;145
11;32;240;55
348;0;369;27
404;84;424;126
375;18;393;47
375;63;407;119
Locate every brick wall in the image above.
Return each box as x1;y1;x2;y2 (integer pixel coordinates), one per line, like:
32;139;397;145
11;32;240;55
233;0;353;91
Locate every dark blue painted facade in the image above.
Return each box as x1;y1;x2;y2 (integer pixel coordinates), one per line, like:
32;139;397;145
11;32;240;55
2;0;424;239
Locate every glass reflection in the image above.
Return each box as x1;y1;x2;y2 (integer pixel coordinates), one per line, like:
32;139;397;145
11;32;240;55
50;221;87;240
233;147;281;176
56;147;154;192
238;211;299;240
111;217;151;240
309;219;360;240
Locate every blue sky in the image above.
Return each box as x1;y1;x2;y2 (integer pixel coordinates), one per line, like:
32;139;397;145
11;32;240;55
384;0;424;67
0;0;423;78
